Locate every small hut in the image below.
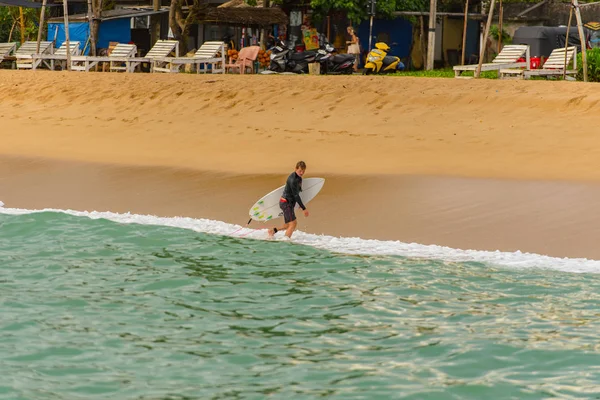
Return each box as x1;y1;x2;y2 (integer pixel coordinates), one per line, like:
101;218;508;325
199;0;288;50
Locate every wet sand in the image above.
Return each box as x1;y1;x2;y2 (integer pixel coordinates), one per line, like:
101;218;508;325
2;156;600;259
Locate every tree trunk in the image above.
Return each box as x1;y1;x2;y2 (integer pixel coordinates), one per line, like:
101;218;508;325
89;0;102;56
169;0;184;53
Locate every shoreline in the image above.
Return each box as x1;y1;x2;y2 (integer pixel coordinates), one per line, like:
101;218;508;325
3;155;600;260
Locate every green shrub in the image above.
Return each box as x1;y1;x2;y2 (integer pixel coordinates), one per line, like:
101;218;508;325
576;48;600;82
489;25;512;44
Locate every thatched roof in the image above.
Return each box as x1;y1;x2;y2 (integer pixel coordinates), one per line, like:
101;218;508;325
204;0;288;26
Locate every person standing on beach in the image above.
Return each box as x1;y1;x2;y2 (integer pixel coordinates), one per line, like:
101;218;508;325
346;26;360;72
268;161;309;239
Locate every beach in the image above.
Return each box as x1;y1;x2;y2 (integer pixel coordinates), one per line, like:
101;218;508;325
5;69;600;400
2;70;600;258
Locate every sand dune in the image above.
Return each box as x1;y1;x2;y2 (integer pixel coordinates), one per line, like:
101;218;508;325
2;70;600;259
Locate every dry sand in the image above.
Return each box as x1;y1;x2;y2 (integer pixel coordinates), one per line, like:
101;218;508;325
2;70;600;259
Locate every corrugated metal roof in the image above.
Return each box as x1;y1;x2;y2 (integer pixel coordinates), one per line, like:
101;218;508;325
0;0;44;8
48;8;168;23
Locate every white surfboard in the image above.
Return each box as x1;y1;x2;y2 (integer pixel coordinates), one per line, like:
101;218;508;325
249;177;325;223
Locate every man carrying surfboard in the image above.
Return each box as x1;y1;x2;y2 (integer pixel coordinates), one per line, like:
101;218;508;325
268;161;309;239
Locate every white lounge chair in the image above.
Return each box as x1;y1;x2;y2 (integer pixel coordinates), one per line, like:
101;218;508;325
109;43;140;72
32;41;81;70
153;41;226;73
453;44;530;78
71;43;146;73
15;41;54;70
0;42;17;63
501;46;578;80
146;40;179;72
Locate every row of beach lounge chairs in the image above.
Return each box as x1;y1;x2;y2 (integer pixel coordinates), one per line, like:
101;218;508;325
3;40;577;78
453;44;578;80
0;40;230;74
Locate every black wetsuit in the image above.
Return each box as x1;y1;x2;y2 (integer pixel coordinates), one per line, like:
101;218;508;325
280;172;305;223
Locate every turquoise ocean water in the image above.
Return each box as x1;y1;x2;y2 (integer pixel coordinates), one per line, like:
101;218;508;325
2;207;600;399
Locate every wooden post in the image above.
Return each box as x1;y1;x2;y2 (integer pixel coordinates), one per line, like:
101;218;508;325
475;0;495;78
426;0;437;70
63;0;71;71
368;15;374;53
420;16;426;69
19;7;25;45
572;0;587;82
90;0;101;57
461;0;469;65
86;0;94;55
36;0;48;53
497;0;503;54
563;5;573;79
151;0;160;48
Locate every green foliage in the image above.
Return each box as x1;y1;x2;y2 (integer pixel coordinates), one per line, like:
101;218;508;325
309;0;428;23
489;25;511;44
0;7;42;44
392;68;499;79
576;47;600;82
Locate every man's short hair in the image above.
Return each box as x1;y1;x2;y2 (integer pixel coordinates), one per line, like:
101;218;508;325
296;161;307;170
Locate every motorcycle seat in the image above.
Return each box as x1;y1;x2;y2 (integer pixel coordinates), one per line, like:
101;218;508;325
290;51;317;61
332;54;356;63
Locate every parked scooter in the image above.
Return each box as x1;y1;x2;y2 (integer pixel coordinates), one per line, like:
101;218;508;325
315;43;356;74
286;48;318;73
363;42;405;74
267;40;291;72
267;40;319;73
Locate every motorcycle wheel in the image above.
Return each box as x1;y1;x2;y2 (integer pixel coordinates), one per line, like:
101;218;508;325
363;68;373;75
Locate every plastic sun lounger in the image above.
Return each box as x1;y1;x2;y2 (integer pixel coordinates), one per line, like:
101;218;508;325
453;44;530;78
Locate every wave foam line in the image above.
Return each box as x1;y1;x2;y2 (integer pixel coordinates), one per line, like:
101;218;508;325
1;206;599;273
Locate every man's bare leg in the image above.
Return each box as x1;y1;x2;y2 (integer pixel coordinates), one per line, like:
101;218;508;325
268;223;288;237
285;220;297;239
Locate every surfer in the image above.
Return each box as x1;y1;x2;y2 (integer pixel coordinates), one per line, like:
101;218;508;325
268;161;309;239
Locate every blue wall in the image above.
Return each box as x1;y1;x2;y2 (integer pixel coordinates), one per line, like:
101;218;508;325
465;19;479;63
98;19;131;49
48;19;131;55
48;22;89;53
356;17;413;61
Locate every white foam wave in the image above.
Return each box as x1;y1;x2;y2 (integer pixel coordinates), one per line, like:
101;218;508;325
1;205;599;273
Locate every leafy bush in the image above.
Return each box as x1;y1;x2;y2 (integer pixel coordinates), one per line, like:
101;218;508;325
489;25;511;44
392;68;499;79
576;48;600;82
